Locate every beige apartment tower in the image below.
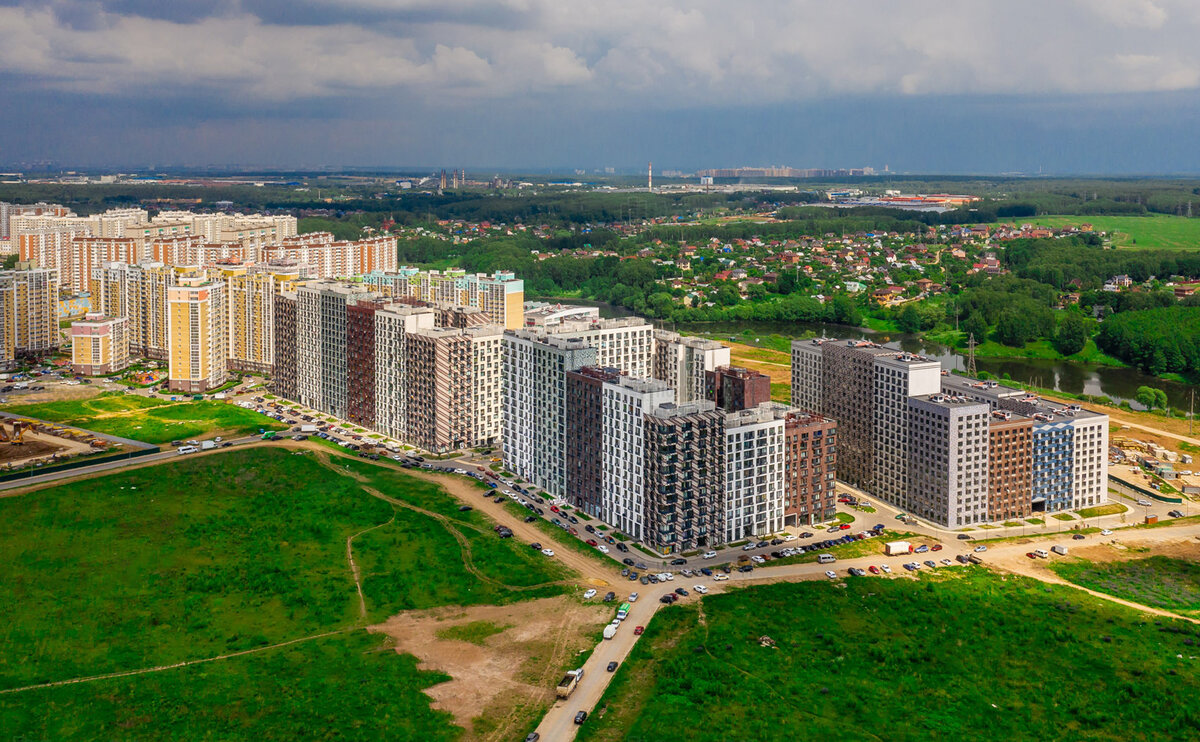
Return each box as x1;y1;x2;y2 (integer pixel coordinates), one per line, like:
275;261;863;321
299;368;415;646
167;275;228;393
71;314;130;376
0;265;60;369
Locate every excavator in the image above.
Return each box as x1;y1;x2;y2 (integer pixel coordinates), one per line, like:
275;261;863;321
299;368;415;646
0;420;29;445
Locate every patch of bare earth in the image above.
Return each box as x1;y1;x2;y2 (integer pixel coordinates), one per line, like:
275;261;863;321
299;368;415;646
370;595;610;742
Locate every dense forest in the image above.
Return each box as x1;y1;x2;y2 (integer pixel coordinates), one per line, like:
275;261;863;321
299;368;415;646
1097;307;1200;375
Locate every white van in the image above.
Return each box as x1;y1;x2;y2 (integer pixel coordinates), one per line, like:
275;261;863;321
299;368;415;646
1033;549;1049;559
817;553;836;564
177;446;199;455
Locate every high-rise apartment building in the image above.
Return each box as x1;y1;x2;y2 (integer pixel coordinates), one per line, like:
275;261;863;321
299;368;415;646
0;265;60;368
273;292;298;400
262;235;396;279
346;299;386;430
783;412;838;526
652;330;730;404
166;275;228;393
872;352;941;511
565;366;624;518
71;314;129;376
502;330;597;498
723;403;786;543
986;410;1034;521
296;281;377;418
600;377;675;541
814;341;894;489
908;393;990;528
406;327;473;452
468;325;504;447
790;338;829;414
373;306;437;441
642;401;724;555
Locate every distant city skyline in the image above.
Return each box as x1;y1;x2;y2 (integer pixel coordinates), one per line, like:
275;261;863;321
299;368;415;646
5;1;1200;174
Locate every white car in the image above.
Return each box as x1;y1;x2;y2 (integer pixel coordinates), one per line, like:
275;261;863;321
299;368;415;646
541;548;555;557
880;564;892;574
713;573;729;581
825;570;838;579
1137;499;1152;507
628;593;639;602
583;588;597;599
665;573;675;581
910;562;922;570
940;558;952;565
1101;529;1113;536
693;585;709;594
742;543;756;551
974;545;988;553
782;535;797;542
597;545;610;554
750;555;765;564
702;551;718;559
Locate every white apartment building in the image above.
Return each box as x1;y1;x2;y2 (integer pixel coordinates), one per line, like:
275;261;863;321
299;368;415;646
908;393;991;528
261;235;396;279
468;326;504;447
873;352;941;511
790;338;828;413
502;330;598;498
515;317;653;380
373;306;437;441
653;329;731;404
723;403;786;542
600;377;675;542
1070;411;1109;510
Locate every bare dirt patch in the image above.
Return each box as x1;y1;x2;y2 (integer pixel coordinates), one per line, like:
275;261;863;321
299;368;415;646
371;595;610;742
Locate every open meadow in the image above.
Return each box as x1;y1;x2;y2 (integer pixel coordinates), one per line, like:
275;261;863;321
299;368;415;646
1026;215;1200;250
578;570;1200;741
1050;556;1200;617
0;447;578;740
1;392;287;444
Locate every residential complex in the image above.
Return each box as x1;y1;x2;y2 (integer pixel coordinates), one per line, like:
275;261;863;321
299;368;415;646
0;265;60;369
166;275;228;393
363;268;525;330
793;339;1109;526
782;412;838;526
651;330;730;404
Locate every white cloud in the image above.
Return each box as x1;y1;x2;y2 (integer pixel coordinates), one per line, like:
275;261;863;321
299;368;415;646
1;0;1199;106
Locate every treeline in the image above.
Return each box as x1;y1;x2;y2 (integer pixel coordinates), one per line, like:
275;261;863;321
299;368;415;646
1005;238;1200;289
1096;307;1200;375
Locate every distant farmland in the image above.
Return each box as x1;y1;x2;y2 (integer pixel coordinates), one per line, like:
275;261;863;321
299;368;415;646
1027;215;1200;251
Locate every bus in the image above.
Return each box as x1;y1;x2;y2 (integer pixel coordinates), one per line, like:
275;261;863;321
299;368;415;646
617;602;631;621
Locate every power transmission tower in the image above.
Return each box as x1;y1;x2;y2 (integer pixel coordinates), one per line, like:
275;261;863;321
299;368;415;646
967;333;977;378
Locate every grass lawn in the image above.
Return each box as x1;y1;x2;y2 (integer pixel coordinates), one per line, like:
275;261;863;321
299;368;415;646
1077;502;1129;518
435;620;512;646
0;447;570;738
1027;517;1045;525
2;392;286;443
1053;513;1076;521
578;570;1200;742
972;338;1125;367
1050;556;1200;615
1026;214;1200;250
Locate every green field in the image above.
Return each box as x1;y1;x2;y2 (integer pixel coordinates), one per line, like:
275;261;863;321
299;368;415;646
1027;215;1200;250
1;392;287;443
578;571;1200;741
0;448;571;738
1050;556;1200;615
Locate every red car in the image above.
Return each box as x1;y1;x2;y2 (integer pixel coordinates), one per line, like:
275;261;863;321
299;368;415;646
1026;552;1037;559
634;625;645;635
931;544;943;552
868;566;880;574
839;524;851;530
550;505;560;513
569;528;578;536
586;539;598;546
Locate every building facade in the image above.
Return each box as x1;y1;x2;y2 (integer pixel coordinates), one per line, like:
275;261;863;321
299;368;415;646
783;412;838;526
166;276;228;393
642;401;724;554
652;329;730;404
907;393;990;528
723;403;786;543
71;314;130;376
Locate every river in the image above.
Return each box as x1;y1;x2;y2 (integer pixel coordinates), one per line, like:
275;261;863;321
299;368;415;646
546;299;1197;411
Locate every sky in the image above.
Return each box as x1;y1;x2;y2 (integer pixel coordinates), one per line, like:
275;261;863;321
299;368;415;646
4;0;1200;174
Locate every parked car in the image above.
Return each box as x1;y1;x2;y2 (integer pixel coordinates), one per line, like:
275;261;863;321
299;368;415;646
957;534;972;540
634;625;645;635
1101;529;1113;535
670;557;687;565
868;565;880;574
693;585;708;594
583;588;597;599
880;564;891;574
606;661;619;672
1073;533;1086;540
541;549;555;557
825;570;838;579
924;560;937;569
930;544;943;551
574;711;588;725
1169;510;1184;518
974;545;988;553
603;592;616;602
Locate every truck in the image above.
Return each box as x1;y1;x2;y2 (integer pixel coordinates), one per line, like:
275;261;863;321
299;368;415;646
1051;545;1068;556
603;624;617;640
556;668;584;699
200;440;216;451
261;431;277;440
884;541;912;557
616;602;632;621
300;424;318;434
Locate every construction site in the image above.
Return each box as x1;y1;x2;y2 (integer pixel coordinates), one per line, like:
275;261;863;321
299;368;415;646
0;418;115;471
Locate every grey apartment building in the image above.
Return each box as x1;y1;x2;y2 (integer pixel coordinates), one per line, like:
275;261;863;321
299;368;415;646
642;401;725;554
908;393;990;527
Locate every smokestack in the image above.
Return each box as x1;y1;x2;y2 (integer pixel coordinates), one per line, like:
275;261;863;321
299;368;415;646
648;161;653;193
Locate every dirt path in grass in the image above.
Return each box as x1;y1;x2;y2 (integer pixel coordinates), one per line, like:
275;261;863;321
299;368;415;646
0;628;353;696
347;510;396;621
370;596;609;742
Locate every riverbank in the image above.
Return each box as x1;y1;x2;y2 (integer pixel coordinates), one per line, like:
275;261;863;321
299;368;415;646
922;331;1127;368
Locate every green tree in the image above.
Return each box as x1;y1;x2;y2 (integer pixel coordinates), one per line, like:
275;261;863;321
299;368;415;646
897;304;922;333
995;308;1033;347
963;312;989;344
1135;385;1168;410
1052;313;1089;356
